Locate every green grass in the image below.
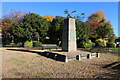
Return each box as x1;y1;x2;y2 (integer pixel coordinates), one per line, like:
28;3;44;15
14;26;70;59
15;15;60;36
79;47;120;54
105;48;120;50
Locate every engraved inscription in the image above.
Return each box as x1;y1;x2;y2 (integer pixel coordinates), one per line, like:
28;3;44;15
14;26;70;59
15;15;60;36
70;32;75;40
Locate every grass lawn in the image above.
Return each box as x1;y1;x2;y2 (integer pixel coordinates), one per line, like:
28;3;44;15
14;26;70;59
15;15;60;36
105;47;120;50
2;47;120;78
79;47;120;54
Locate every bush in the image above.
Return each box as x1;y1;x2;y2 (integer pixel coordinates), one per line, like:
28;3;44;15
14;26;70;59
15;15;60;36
119;44;120;48
107;42;116;48
24;40;33;48
95;39;106;47
84;40;95;48
78;40;95;48
4;42;23;47
33;41;42;47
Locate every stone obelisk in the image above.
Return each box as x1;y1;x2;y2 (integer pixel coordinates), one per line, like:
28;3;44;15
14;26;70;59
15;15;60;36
62;18;77;52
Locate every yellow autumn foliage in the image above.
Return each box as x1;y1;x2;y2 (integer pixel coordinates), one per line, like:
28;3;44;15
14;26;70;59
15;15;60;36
43;15;54;22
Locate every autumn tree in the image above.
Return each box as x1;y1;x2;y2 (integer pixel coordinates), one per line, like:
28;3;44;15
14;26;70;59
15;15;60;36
86;10;115;43
2;10;27;35
43;15;54;22
1;10;27;45
86;10;105;37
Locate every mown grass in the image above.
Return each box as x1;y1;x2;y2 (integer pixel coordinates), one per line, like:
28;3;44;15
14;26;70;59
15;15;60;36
8;57;25;64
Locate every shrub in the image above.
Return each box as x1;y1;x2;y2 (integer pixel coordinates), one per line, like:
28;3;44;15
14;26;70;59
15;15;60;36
33;41;42;47
95;39;106;47
107;42;116;48
84;40;95;48
4;42;23;47
16;42;23;47
77;40;85;48
24;40;33;48
119;44;120;48
78;40;95;48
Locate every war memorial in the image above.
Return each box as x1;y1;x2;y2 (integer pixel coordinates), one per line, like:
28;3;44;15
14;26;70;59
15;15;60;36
40;18;99;62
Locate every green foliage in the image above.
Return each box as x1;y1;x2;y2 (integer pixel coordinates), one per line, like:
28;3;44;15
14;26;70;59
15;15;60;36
74;13;85;21
2;35;12;46
107;42;116;48
95;38;106;47
76;21;91;48
23;13;50;42
64;9;76;18
84;40;95;48
33;41;42;47
24;40;33;48
97;21;115;40
78;40;95;48
76;21;90;41
48;16;65;45
87;10;115;43
11;13;50;43
4;43;23;47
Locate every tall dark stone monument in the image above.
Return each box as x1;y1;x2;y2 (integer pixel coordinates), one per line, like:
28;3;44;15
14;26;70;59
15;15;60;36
62;18;77;52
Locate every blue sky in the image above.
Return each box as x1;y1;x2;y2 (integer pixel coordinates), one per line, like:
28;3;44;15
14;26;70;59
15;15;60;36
2;2;119;37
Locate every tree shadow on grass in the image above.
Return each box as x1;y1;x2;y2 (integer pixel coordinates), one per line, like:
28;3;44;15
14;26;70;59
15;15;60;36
7;49;66;62
95;62;120;79
102;62;119;68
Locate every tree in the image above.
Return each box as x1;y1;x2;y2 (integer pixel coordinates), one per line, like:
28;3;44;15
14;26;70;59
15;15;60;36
1;10;27;45
12;12;50;43
1;10;27;35
74;13;85;21
64;9;76;18
48;16;65;45
86;10;115;42
86;10;105;34
97;21;114;39
43;15;54;22
76;21;91;47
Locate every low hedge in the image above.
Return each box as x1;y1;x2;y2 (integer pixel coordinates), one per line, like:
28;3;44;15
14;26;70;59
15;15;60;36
33;41;42;47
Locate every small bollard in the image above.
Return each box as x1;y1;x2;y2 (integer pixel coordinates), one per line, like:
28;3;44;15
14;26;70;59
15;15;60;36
76;55;81;61
41;52;43;55
54;54;57;60
65;56;68;63
88;54;91;59
96;53;100;58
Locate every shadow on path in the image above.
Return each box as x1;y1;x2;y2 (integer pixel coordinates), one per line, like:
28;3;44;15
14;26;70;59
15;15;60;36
7;49;67;62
